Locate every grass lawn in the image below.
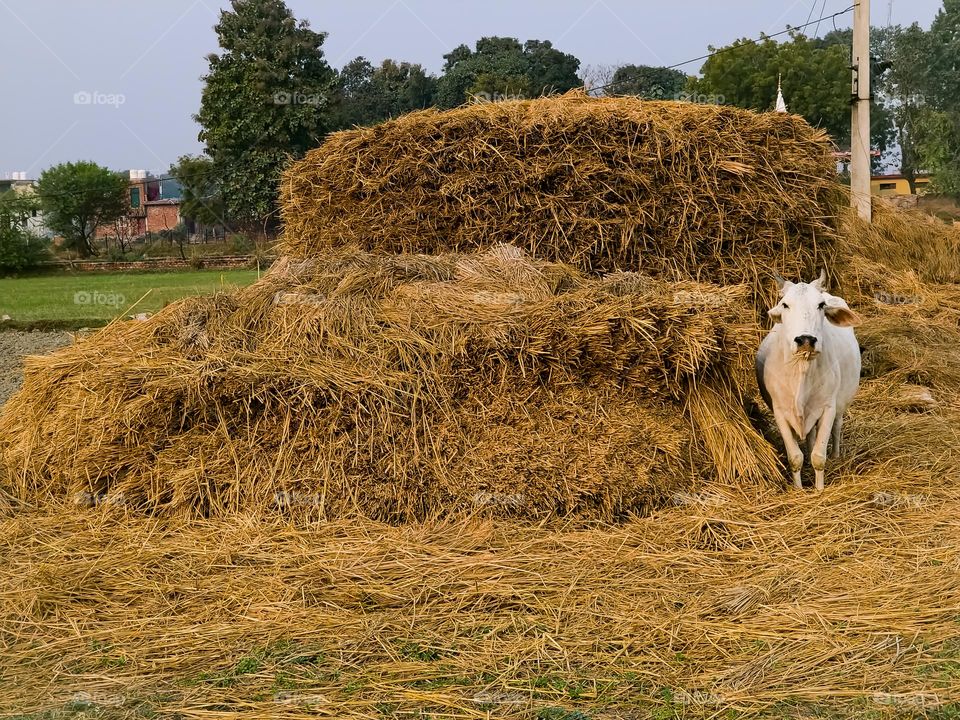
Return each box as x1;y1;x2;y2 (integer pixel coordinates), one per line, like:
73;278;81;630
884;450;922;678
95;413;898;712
0;269;262;325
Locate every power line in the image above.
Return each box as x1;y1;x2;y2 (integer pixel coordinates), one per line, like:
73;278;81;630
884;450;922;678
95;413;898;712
588;3;857;96
812;0;830;38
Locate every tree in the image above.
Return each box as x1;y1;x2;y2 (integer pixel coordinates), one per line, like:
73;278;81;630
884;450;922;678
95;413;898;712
608;64;687;99
331;58;437;128
878;24;931;192
170;155;226;230
917;1;960;195
36;162;128;258
691;33;851;146
579;63;617;94
195;0;335;228
435;37;581;108
0;190;47;273
816;26;897;172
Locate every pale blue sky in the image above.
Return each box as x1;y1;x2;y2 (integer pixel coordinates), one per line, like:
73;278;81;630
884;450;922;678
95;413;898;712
0;0;943;176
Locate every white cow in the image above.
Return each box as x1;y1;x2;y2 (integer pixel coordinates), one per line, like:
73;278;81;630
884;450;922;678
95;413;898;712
756;270;862;490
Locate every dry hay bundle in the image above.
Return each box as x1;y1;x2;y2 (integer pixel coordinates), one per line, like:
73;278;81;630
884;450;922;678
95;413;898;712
0;246;778;521
4;212;960;717
280;91;839;300
5;279;960;717
839;199;960;298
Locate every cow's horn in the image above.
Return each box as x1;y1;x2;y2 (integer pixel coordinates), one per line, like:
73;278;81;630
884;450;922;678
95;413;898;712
813;268;828;290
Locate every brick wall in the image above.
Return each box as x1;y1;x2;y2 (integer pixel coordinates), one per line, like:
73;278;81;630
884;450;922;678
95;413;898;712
39;255;274;272
146;203;180;233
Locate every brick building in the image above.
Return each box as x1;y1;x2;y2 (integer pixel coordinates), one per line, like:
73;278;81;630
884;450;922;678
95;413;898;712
100;170;183;242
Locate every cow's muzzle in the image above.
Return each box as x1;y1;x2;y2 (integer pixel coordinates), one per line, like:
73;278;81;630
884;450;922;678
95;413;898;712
794;334;818;352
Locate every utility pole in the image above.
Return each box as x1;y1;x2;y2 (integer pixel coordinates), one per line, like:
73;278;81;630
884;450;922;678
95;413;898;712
851;0;872;221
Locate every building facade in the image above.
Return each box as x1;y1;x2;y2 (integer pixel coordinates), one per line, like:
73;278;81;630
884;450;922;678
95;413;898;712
871;173;931;196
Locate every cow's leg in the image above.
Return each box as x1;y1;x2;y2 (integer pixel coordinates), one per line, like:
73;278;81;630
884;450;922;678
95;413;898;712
774;411;804;489
806;427;817;458
811;406;837;491
831;413;844;459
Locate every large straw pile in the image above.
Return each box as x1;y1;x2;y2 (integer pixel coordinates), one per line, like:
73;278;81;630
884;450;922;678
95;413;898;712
280;92;840;298
5;99;960;717
0;245;776;520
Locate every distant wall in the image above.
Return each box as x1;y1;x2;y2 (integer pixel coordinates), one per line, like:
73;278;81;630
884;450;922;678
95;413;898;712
38;255;274;272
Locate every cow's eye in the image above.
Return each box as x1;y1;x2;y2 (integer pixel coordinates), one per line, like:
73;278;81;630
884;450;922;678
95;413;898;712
818;301;826;310
781;303;789;310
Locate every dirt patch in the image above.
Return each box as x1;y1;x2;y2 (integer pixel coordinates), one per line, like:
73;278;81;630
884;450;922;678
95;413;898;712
0;330;72;405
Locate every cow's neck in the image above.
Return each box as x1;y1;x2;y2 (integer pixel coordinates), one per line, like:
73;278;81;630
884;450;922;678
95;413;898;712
783;343;818;432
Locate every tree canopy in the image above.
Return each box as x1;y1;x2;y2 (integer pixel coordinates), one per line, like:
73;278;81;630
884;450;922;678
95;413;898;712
36;161;128;258
0;190;46;272
917;1;960;194
691;33;851;146
609;64;687;99
435;37;580;108
331;58;436;128
195;0;335;228
169;155;226;229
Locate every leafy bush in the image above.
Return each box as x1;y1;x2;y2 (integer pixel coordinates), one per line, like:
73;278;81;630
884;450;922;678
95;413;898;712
0;226;48;273
227;233;254;254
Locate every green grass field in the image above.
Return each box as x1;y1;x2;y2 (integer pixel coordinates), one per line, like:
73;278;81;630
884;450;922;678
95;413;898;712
0;269;261;325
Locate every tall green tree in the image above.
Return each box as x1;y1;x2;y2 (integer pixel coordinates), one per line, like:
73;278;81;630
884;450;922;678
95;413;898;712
169;155;226;229
436;37;580;108
195;0;335;228
917;0;960;195
816;26;897;171
0;190;46;273
331;58;436;128
879;23;931;192
35;162;128;257
691;33;851;145
608;64;687;99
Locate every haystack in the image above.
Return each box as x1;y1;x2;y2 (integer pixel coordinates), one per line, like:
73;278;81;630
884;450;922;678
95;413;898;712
0;246;777;520
839;199;960;300
280;92;840;302
0;99;862;521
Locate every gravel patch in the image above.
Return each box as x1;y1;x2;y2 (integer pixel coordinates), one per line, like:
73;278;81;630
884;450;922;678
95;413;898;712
0;330;74;405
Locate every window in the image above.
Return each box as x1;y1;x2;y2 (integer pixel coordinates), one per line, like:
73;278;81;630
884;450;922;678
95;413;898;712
878;182;897;190
130;187;141;208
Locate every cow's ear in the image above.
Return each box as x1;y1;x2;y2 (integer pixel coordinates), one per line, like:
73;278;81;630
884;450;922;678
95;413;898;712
824;296;861;327
767;304;783;321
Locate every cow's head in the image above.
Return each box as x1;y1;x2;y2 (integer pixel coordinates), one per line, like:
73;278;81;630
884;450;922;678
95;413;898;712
767;270;861;357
